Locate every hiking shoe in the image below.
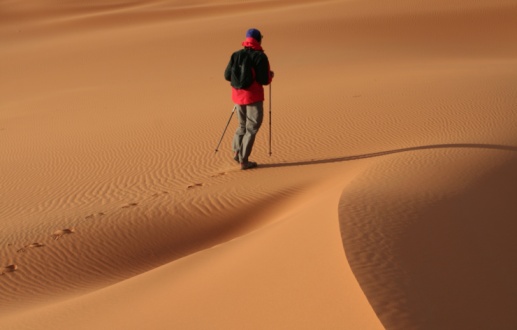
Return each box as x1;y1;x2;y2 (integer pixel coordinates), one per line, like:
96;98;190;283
233;152;240;163
241;161;258;170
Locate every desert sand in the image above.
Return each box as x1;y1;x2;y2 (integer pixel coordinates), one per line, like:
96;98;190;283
1;0;517;329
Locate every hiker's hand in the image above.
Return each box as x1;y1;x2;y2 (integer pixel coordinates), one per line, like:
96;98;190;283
270;71;275;78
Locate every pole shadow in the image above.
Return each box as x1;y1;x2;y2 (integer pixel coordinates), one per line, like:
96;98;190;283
261;143;517;168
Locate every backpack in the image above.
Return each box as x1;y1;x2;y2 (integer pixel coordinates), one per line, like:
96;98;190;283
230;49;253;89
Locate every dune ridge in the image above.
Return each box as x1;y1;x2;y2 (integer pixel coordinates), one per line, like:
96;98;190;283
2;0;517;328
339;149;517;329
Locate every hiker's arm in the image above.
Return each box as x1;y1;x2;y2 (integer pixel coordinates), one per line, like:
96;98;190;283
224;56;233;82
255;54;271;85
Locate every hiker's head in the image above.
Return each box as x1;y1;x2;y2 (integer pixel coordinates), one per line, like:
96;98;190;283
246;28;262;43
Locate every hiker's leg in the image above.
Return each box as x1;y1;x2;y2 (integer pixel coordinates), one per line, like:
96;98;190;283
232;104;246;160
240;102;264;163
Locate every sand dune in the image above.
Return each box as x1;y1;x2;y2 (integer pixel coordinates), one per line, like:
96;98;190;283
1;0;517;329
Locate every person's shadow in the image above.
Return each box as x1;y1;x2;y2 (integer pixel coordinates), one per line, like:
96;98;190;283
261;143;517;168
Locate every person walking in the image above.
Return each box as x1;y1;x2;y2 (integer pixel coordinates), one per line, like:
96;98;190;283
224;28;273;170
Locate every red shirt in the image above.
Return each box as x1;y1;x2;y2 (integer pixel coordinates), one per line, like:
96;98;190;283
230;38;273;105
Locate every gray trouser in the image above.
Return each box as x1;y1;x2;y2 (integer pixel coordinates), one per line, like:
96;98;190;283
232;102;264;163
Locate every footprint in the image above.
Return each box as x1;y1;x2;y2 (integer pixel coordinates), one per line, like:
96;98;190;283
51;228;75;240
211;172;227;178
1;264;18;275
121;203;138;209
85;212;106;219
16;242;45;253
27;243;45;248
187;183;203;189
152;191;169;198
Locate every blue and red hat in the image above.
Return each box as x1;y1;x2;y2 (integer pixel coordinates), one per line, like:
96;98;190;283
246;28;262;42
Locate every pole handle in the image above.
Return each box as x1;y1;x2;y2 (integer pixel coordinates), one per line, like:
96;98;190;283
269;84;272;156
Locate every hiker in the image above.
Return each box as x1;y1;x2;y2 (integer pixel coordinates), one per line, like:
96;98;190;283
224;28;274;170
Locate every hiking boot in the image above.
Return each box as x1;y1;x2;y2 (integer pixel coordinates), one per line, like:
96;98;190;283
233;152;240;163
241;161;258;170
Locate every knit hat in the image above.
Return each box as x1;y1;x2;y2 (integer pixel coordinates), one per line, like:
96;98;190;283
246;28;262;42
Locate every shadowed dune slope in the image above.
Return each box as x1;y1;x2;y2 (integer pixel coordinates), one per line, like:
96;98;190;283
339;150;517;329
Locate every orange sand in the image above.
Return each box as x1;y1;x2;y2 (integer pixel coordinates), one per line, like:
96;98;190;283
1;0;517;329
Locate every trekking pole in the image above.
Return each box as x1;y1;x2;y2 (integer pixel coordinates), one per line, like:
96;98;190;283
215;106;236;153
268;83;272;156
